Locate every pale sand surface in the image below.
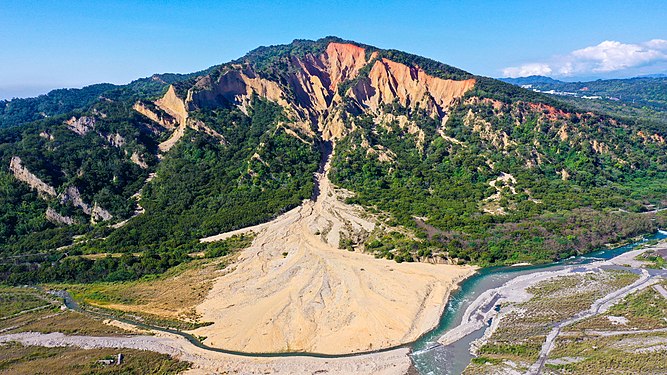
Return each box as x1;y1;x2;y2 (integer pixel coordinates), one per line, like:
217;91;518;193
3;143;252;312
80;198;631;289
607;240;667;268
0;331;411;375
192;150;475;354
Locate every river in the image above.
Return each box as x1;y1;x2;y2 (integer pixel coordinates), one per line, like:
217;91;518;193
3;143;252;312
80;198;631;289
409;231;667;375
56;231;666;373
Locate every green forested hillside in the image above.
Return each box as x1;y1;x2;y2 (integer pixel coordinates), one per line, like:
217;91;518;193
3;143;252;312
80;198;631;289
0;72;206;129
2;37;667;284
101;99;319;253
0;84;116;128
500;75;667;110
500;75;667;126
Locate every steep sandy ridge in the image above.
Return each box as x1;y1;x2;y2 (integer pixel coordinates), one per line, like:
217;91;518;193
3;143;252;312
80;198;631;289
351;58;475;118
133;41;476;163
182;42;475;141
134;85;226;153
193;147;474;354
9;156;113;223
9;156;57;197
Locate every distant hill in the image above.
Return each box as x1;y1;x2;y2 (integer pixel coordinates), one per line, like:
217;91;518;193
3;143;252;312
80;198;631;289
500;75;667;110
500;75;564;86
0;72;206;129
500;75;667;127
0;84;117;128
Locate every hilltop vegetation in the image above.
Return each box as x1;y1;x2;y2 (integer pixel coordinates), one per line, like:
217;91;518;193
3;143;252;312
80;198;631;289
501;75;667;127
500;75;667;111
0;71;206;129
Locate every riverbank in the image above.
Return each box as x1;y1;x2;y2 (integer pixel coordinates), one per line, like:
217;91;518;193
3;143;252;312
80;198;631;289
0;331;413;375
2;236;664;374
432;237;667;374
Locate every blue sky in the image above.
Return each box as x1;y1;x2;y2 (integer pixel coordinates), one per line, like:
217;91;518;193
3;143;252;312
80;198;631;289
1;0;666;99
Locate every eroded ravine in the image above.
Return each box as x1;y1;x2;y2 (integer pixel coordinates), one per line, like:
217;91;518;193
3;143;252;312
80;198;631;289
193;143;475;354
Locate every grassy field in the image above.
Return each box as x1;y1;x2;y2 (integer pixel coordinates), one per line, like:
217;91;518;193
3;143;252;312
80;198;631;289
0;287;135;336
46;236;252;330
49;256;229;328
464;270;640;374
0;342;190;374
8;310;138;336
546;332;667;374
634;249;667;269
0;288;52;317
0;237;254;373
572;285;667;331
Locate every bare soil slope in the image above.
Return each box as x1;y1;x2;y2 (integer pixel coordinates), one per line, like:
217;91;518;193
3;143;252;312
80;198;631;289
193;148;475;354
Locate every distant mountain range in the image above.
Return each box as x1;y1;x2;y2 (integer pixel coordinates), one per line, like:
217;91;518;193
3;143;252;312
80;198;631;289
500;75;667;110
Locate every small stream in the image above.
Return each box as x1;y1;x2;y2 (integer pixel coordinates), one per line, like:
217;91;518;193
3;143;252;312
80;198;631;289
409;231;667;375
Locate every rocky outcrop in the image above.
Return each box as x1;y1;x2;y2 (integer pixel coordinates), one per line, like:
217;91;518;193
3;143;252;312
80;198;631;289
9;156;56;197
324;42;370;91
133;102;178;130
149;85;190;153
189;69;291;115
65;116;96;135
45;207;76;226
189;119;226;144
39;131;54;141
374;113;426;151
59;186;87;212
186;42;475;143
130;152;148;169
350;58;475;119
59;186;112;222
464;110;516;150
155;86;188;126
158;122;187;153
591;139;609;154
91;203;113;222
10;157;112;222
637;131;666;144
141;85;229;153
104;132;126;147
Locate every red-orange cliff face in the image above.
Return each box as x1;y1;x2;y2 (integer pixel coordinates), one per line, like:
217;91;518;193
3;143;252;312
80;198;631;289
324;42;369;92
351;58;476;118
170;42;476;141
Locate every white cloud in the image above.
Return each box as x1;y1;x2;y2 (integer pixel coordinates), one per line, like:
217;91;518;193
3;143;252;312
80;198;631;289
571;40;666;72
502;63;552;78
501;39;667;78
644;39;667;49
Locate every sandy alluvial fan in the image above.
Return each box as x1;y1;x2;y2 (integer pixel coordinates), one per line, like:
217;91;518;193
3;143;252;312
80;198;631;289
2;37;667;355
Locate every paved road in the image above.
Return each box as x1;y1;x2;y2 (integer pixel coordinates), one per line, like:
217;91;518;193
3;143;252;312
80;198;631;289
654;284;667;300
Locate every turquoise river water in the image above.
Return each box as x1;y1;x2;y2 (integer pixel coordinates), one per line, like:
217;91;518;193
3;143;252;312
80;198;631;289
409;231;667;375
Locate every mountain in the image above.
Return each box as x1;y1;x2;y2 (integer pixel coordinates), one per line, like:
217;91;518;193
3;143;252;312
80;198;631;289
500;75;667;111
500;75;667;131
499;75;565;86
640;73;667;78
2;37;667;285
0;72;209;129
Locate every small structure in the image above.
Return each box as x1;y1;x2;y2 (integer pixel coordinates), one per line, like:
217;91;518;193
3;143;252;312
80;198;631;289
97;353;123;366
